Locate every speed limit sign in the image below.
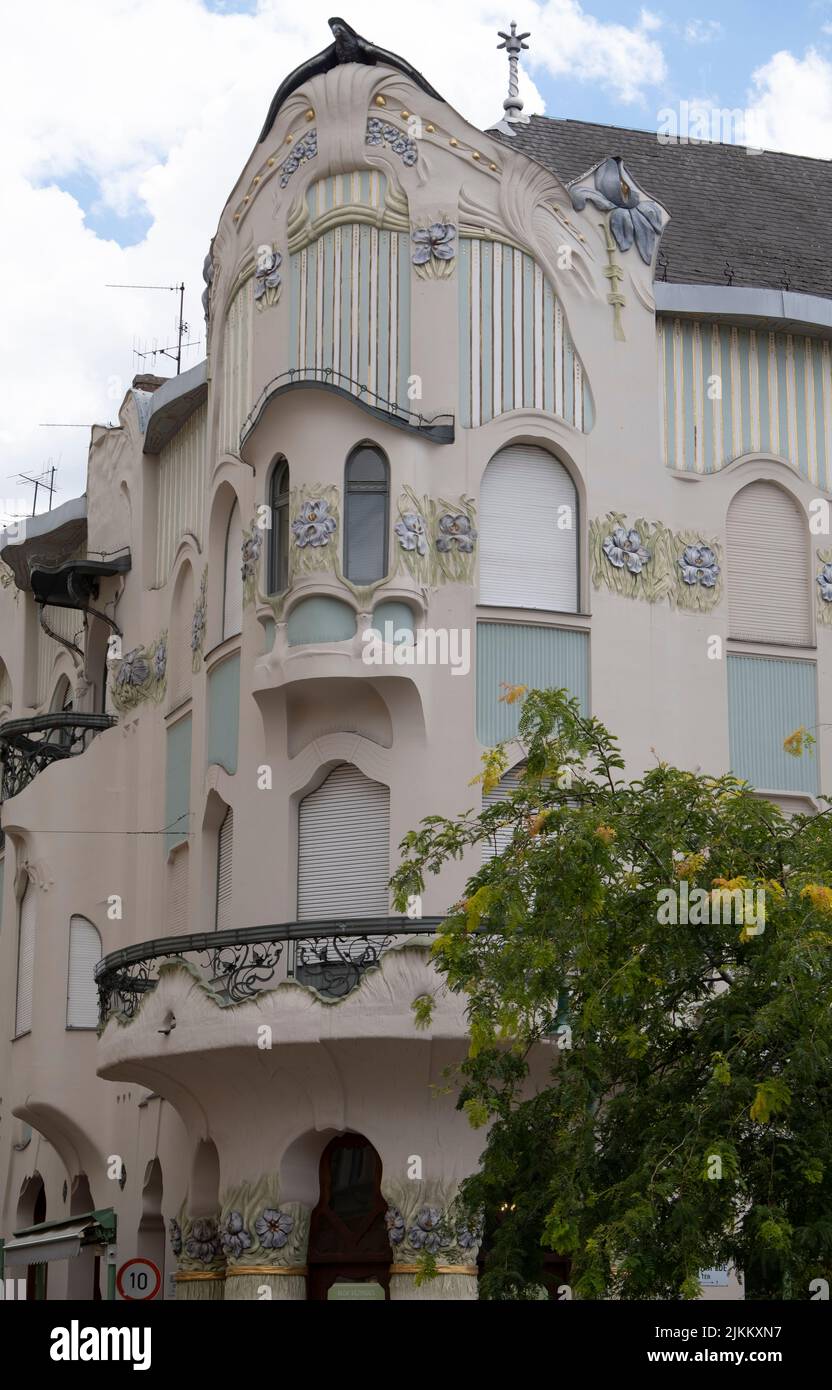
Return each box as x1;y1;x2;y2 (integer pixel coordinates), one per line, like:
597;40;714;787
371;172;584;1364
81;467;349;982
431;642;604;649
117;1258;162;1301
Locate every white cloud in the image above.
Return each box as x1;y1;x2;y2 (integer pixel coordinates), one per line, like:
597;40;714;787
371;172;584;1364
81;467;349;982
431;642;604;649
0;0;670;505
683;19;723;45
744;47;832;157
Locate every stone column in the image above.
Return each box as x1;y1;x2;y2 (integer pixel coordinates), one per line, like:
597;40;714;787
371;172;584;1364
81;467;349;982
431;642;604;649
219;1178;310;1301
382;1181;481;1301
172;1214;226;1300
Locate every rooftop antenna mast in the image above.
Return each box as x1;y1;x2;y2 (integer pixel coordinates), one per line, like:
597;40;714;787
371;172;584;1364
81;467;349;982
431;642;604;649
494;21;531;137
13;461;59;516
105;282;197;374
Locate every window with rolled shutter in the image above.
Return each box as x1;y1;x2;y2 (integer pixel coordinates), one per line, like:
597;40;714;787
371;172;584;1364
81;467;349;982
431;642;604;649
66;916;102;1029
167;845;189;934
728;482;811;645
480;445;578;611
222;501;243;641
215;808;233;931
168;566;193;710
298;764;390;919
482;764;526;863
15;883;36;1036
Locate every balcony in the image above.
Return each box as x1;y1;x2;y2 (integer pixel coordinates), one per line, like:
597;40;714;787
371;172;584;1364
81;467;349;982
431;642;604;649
95;916;444;1024
0;712;117;800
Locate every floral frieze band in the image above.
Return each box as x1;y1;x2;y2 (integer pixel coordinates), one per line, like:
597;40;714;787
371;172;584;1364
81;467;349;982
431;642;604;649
395;488;477;586
382;1181;482;1270
279;129;317;188
366;116;418;166
219;1177;310;1271
109;632;167;713
817;549;832;625
591;512;722;611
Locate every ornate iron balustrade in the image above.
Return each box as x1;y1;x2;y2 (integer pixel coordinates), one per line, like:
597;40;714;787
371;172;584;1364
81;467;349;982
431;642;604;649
240;368;455;448
95;917;444;1024
0;712;117;800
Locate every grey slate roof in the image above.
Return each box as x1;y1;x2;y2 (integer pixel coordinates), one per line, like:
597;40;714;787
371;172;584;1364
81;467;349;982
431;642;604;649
492;116;831;301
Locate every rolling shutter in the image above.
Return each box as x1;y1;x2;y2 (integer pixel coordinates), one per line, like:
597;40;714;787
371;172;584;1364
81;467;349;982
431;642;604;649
222;501;243;641
298;764;390;919
728;482;811;645
480;445;578;611
482;763;526;862
168;569;193;710
167;846;189;934
215;809;233;931
15;884;36;1036
66;916;102;1028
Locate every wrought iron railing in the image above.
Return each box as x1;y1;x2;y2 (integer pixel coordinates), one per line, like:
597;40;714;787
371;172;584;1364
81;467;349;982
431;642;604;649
239;368;455;447
95;916;445;1024
0;712;117;800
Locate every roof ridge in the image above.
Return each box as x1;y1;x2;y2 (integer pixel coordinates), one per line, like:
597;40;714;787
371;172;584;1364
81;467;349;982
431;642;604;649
516;113;832;169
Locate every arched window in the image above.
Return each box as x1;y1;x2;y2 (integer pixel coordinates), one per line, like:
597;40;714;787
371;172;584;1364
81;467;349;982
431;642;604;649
222;499;243;641
15;882;36;1037
298;765;389;920
66;916;102;1029
727;481;811;645
344;445;389;584
479;444;578;611
482;762;527;863
215;806;233;931
168;564;194;711
269;458;290;594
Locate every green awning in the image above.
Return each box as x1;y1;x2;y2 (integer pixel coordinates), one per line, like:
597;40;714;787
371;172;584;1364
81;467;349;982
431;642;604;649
4;1209;116;1265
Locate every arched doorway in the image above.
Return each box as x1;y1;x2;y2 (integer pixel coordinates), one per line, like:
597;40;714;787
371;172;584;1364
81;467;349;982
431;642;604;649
307;1134;389;1300
17;1174;47;1300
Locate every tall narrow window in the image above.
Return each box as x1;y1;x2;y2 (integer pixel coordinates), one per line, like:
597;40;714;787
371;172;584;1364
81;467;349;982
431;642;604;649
344;445;389;584
15;882;36;1037
727;481;811;646
66;917;102;1029
269;459;290;594
298;764;390;919
215;807;233;931
222;500;243;641
479;444;578;611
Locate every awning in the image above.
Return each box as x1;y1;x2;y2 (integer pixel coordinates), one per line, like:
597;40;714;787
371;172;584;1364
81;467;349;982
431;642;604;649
3;1209;116;1266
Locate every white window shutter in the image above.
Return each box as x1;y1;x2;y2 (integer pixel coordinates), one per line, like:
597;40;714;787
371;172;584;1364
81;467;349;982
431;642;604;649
482;764;526;862
728;482;811;645
223;501;243;641
216;809;233;931
67;916;102;1028
15;884;36;1036
298;764;390;919
479;445;578;611
169;569;194;710
167;846;189;933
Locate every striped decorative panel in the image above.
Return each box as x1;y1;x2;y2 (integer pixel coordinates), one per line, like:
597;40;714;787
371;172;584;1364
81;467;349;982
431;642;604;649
476;622;590;746
306;171;386;219
727;654;818;794
219;282;252;455
155;402;207;586
459;238;594;430
290;225;411;407
659;317;832;486
35;605;83;707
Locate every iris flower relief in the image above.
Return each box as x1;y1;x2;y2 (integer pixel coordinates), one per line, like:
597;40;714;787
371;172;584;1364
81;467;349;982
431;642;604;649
679;544;720;588
292;499;337;548
603;526;651;575
395;511;428;555
255;1208;294;1250
817;564;832;602
570;157;665;265
436;512;477;552
411;223;456;266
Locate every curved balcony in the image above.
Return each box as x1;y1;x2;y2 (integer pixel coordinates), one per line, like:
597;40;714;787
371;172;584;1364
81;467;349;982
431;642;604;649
0;712;117;800
95;916;444;1024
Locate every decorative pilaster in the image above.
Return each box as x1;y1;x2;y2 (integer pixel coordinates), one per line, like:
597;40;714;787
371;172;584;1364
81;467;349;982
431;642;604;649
382;1181;481;1301
219;1177;310;1301
171;1212;225;1300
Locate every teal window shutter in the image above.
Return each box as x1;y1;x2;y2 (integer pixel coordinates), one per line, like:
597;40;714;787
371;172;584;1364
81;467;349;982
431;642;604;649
165;715;192;853
207;653;240;775
476;622;589;745
727;655;818;794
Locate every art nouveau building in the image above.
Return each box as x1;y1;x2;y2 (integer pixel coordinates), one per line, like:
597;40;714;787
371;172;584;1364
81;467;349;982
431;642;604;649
0;20;830;1301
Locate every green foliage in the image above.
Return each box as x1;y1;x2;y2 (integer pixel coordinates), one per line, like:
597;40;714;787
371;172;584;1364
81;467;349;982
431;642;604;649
391;688;832;1300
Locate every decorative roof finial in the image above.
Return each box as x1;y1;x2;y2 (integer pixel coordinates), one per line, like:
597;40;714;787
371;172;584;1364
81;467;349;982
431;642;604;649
494;21;531;136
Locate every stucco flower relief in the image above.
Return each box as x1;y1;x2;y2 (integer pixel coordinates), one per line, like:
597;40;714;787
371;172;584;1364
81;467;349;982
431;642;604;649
279;130;317;189
817;564;832;603
570;156;665;265
406;1205;451;1254
254;245;282;309
292;499;337;548
255;1208;294;1249
169;1218;182;1258
436;512;476;553
241;530;262;581
153;636;167;681
366;117;418;166
679;544;720;588
603;526;651;575
220;1210;253;1261
385;1207;406;1246
395;511;428;555
185;1218;220;1263
116;648;150;688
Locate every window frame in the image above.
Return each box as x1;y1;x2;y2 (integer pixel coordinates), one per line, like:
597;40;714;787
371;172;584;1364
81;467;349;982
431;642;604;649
343;443;390;585
268;457;290;595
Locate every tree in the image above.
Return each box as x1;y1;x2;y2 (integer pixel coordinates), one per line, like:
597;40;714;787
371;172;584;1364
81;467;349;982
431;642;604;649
391;689;832;1300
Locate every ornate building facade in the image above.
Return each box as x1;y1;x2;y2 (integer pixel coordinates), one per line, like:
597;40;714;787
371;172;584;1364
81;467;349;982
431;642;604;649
0;20;829;1300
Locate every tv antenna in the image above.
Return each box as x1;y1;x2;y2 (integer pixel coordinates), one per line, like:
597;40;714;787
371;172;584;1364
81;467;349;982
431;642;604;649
105;281;198;374
11;461;59;516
